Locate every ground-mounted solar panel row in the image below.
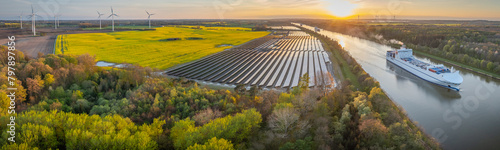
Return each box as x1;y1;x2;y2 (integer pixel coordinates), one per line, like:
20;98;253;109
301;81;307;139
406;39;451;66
269;26;301;30
166;31;334;89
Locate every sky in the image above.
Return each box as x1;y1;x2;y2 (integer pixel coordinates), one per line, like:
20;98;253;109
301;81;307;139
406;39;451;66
0;0;499;21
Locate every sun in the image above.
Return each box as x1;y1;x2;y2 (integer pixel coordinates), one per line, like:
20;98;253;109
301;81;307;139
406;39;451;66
325;0;358;18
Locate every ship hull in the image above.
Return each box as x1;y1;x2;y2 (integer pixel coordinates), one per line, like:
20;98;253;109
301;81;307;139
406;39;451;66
386;56;460;91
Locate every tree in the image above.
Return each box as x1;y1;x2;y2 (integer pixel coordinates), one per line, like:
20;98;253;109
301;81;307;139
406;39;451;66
171;109;262;149
279;136;314;150
487;62;494;71
26;77;42;102
193;108;222;126
332;105;351;145
359;119;388;146
73;99;91;113
0;110;164;150
0;92;10;116
234;84;246;95
249;85;261;98
44;73;55;87
268;107;309;139
291;73;310;95
443;45;450;52
50;101;63;111
187;137;235;150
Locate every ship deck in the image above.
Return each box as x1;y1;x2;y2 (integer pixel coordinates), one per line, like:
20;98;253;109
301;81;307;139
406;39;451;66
387;50;452;75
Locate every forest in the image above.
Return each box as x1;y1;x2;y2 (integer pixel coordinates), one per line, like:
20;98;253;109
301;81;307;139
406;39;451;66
1;39;439;149
305;20;500;77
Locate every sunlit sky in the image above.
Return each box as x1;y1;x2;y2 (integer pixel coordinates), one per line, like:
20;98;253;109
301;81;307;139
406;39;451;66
0;0;499;20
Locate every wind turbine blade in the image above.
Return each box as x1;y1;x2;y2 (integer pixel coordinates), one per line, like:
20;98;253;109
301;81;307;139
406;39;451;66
148;15;150;19
108;14;113;18
31;5;34;14
111;7;113;14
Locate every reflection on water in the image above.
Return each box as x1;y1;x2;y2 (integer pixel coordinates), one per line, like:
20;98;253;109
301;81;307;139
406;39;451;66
337;37;346;48
96;61;125;68
299;24;500;150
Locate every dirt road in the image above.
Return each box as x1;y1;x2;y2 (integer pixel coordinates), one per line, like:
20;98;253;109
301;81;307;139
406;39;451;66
0;27;112;58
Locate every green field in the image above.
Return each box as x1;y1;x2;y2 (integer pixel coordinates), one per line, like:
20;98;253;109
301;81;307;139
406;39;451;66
56;26;269;69
82;25;155;30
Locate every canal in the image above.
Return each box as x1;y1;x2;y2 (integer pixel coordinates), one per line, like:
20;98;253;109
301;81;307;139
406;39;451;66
298;23;500;150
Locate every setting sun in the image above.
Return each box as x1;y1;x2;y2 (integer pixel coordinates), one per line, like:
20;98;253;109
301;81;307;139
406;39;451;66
325;0;358;17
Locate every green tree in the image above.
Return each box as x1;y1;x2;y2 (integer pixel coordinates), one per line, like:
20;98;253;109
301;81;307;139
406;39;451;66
279;137;314;150
487;62;494;71
171;109;262;149
0;110;164;150
443;45;450;52
187;137;235;150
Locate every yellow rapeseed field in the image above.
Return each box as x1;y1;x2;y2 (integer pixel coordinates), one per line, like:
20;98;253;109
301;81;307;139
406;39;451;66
56;26;269;69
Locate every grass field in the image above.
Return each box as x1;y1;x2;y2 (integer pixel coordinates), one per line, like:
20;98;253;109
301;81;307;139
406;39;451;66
56;26;269;69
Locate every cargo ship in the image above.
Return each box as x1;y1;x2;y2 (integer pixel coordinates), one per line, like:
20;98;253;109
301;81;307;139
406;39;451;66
386;45;463;91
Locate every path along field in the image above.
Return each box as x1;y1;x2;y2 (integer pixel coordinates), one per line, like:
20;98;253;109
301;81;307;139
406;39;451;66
55;26;269;69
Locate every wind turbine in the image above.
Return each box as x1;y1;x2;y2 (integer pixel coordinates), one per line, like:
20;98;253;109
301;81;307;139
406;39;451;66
54;15;58;29
97;11;104;29
57;15;61;27
27;5;41;36
108;7;118;31
18;12;23;29
146;10;154;28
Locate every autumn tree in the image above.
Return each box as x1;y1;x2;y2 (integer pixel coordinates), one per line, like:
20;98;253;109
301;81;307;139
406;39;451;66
43;73;55;87
193;108;223;126
26;76;43;103
171;109;262;149
187;137;235;150
359;119;388;147
267;106;309;140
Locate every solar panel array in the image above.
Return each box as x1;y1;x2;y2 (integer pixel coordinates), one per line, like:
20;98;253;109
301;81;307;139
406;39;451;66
166;30;333;88
268;26;301;30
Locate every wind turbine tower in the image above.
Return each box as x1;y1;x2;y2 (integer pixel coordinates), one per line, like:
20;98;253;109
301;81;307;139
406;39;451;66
146;10;155;28
28;5;40;36
97;11;105;29
54;15;57;29
19;12;23;29
57;15;60;27
108;7;118;31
